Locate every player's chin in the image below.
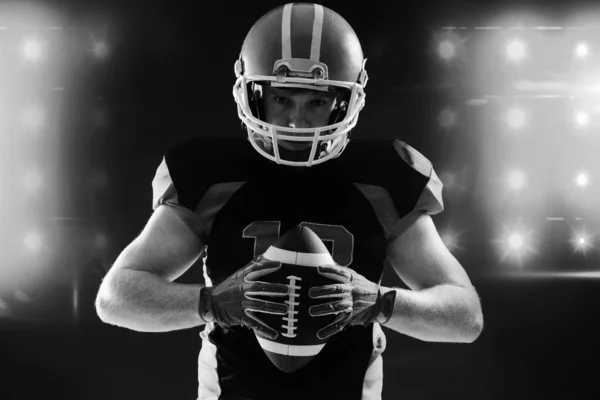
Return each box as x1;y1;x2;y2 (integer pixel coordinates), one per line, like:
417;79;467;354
278;140;313;152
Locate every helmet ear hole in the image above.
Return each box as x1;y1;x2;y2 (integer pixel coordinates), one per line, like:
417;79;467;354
328;90;350;125
248;82;264;119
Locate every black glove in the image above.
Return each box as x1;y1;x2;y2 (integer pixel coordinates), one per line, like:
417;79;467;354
198;255;289;339
308;265;397;340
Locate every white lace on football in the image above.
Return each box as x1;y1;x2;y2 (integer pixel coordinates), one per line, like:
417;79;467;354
281;276;301;338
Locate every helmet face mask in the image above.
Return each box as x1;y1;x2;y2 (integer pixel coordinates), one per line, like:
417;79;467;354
232;3;368;167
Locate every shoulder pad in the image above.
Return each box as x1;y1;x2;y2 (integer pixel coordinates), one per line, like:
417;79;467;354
393;139;444;216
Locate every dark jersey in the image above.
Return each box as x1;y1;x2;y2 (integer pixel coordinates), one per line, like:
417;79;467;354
151;136;443;400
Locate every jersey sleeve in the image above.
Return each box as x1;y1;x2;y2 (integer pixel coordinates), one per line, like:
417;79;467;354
388;139;444;240
151;155;208;241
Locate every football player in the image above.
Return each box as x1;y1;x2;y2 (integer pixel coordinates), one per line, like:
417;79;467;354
95;3;483;400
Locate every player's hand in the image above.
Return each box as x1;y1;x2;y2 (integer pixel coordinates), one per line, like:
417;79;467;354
198;255;289;339
308;265;394;340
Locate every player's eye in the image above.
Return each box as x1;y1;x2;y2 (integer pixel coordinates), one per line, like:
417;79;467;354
274;96;290;105
311;99;328;107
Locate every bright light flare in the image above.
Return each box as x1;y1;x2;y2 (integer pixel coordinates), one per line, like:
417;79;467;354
438;40;456;60
93;41;109;59
493;226;538;267
575;172;590;188
508;233;524;250
440;171;456;190
506;108;526;129
440;228;464;253
570;230;594;255
506;39;527;62
23;230;44;253
507;169;526;191
22;39;43;60
575;111;590;127
575;42;590;59
438;108;456;128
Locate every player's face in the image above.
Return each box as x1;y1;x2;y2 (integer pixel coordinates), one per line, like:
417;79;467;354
263;86;338;151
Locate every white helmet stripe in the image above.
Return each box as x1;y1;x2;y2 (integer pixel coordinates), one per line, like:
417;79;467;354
281;3;293;59
310;4;324;61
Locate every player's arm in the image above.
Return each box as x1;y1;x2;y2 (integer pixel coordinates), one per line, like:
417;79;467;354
381;211;483;343
95;204;207;333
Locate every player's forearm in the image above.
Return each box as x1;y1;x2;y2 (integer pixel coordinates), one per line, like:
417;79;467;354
95;268;206;333
378;284;483;343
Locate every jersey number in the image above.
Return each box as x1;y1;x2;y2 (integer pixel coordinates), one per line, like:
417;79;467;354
242;221;354;267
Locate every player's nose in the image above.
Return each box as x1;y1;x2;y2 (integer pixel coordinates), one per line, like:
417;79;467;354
287;107;311;129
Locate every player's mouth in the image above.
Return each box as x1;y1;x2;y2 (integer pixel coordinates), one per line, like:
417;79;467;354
279;140;312;151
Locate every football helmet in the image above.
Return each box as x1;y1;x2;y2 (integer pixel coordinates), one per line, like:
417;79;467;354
233;3;368;167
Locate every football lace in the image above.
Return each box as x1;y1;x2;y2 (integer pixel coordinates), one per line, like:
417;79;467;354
281;275;301;338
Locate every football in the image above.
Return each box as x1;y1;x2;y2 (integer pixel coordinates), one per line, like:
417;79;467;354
255;226;338;373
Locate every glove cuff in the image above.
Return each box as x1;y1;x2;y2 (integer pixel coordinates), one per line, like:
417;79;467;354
198;286;215;323
377;289;397;325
